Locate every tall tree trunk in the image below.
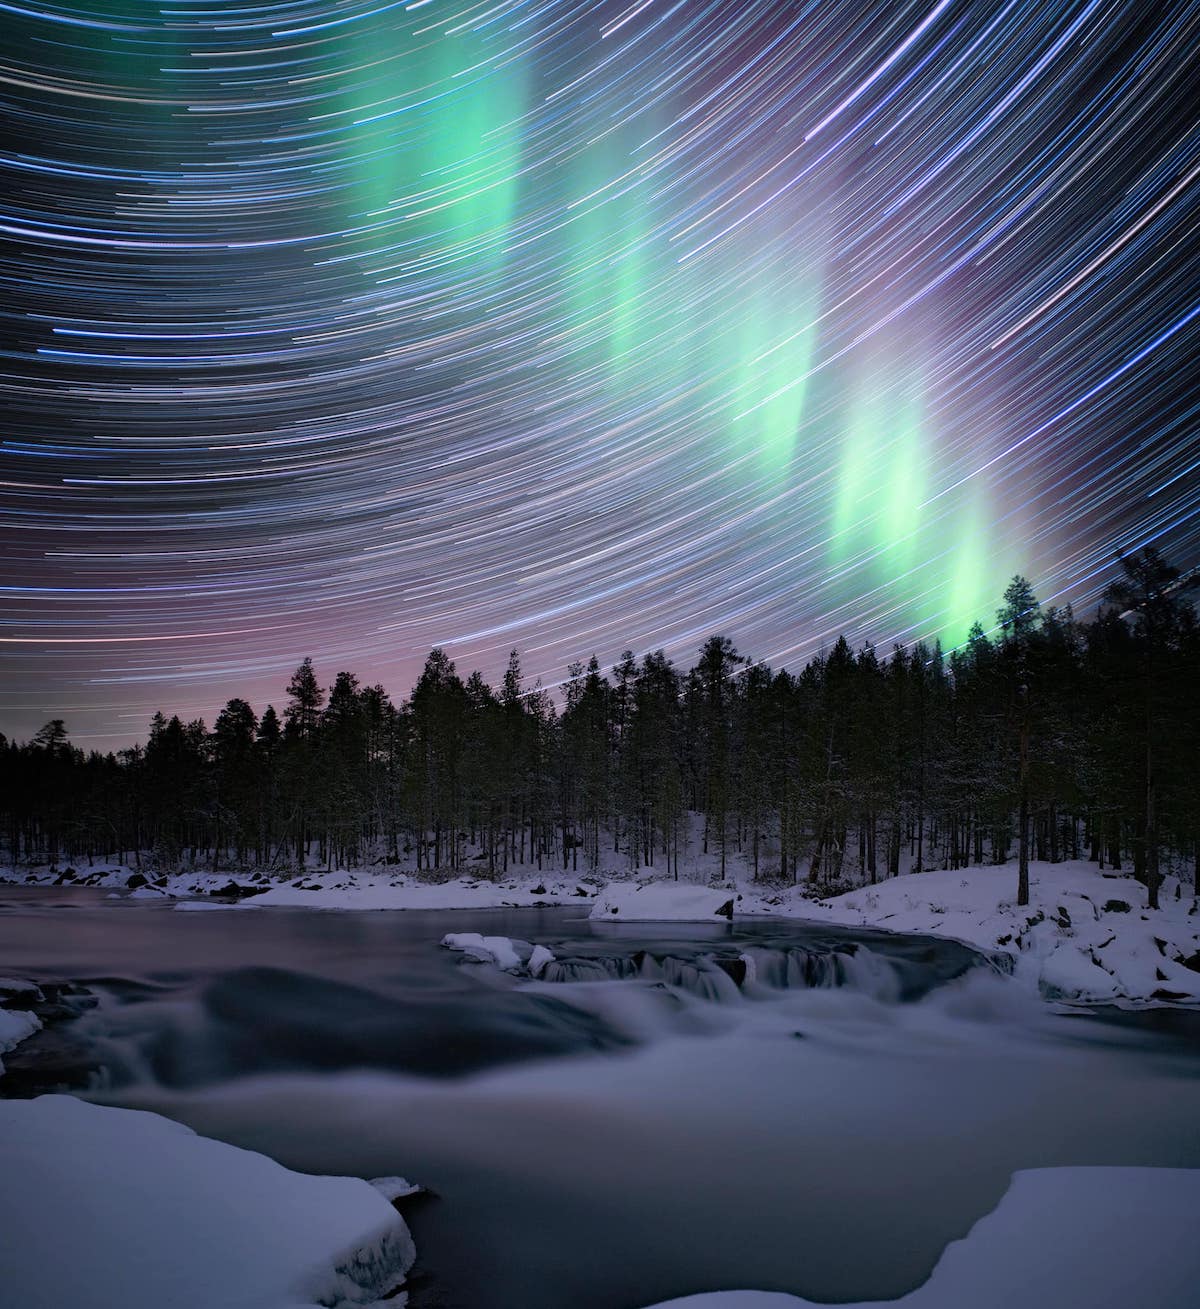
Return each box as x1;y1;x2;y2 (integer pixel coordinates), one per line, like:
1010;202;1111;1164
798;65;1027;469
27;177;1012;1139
1144;662;1159;910
1017;688;1030;907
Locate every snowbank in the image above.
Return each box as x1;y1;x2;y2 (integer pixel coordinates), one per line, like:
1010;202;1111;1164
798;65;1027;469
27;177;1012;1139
641;1166;1200;1308
0;1095;415;1309
778;861;1200;1004
3;859;604;909
198;871;599;911
589;881;737;922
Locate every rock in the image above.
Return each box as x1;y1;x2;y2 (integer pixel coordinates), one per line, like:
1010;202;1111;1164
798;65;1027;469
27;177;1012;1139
713;956;748;987
1104;899;1132;913
0;978;43;1006
126;873;148;889
211;881;269;899
0;1027;102;1097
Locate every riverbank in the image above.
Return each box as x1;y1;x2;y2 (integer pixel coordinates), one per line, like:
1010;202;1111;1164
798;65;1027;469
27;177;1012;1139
760;861;1200;1006
4;857;1198;1005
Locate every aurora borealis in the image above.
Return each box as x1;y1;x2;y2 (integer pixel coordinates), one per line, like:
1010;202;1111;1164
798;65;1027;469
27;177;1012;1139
3;0;1198;745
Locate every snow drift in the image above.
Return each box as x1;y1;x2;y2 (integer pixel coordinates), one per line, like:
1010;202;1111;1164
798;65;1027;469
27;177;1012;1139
642;1166;1200;1308
0;1095;415;1309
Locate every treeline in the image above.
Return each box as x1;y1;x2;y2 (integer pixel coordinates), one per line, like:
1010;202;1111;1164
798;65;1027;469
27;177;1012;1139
3;549;1196;906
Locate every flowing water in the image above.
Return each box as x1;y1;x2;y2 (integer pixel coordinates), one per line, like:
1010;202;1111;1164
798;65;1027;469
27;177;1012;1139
1;885;1197;1309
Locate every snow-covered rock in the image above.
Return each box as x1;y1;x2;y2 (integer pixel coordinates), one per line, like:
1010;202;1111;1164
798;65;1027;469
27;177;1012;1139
590;881;737;922
441;932;530;971
640;1166;1200;1308
527;944;557;977
440;934;560;978
0;976;43;1001
0;1095;415;1309
0;1006;41;1077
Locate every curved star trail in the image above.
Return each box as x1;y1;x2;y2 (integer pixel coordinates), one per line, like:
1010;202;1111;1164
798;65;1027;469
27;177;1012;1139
2;0;1198;744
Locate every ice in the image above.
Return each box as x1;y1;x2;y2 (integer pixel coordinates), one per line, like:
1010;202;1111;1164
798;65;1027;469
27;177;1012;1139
0;1095;415;1309
640;1166;1200;1308
370;1175;423;1201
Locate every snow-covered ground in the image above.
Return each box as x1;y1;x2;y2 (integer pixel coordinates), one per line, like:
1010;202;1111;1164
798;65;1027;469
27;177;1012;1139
589;880;737;921
239;871;598;911
3;859;604;909
0;1095;415;1309
639;1166;1200;1309
778;861;1200;1005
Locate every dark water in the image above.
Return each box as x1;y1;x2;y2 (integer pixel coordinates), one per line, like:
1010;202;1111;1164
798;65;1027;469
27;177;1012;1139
1;886;1197;1309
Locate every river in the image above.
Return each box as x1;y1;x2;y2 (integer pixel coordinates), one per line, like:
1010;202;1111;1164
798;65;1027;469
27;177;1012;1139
1;885;1197;1309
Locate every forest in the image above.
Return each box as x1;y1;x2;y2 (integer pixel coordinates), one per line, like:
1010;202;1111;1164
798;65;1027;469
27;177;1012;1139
3;548;1196;908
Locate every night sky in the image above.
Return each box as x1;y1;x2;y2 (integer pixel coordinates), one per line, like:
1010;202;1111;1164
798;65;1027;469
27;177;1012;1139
3;0;1198;747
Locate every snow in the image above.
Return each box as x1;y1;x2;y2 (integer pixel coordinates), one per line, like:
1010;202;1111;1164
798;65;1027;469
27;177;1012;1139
589;881;737;921
769;861;1200;1004
0;1095;415;1309
640;1166;1200;1309
527;943;556;977
0;1005;41;1076
440;933;564;978
205;871;598;912
441;931;529;970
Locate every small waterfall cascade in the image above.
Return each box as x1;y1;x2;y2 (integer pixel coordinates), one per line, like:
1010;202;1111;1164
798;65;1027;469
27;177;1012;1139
538;941;905;1003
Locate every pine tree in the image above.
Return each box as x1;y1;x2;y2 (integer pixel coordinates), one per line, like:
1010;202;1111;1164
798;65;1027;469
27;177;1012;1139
997;575;1042;905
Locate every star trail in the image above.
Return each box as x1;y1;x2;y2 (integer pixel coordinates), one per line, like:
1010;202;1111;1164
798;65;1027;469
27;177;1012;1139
2;0;1198;745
